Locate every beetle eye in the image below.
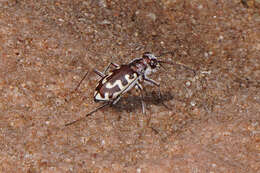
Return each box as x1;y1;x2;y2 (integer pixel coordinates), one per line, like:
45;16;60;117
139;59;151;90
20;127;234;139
150;59;158;68
143;52;152;58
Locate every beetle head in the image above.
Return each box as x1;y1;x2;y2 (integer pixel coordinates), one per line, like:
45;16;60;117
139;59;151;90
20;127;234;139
142;52;160;70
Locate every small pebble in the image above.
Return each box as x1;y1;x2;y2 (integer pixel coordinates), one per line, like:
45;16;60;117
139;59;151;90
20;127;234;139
190;101;196;107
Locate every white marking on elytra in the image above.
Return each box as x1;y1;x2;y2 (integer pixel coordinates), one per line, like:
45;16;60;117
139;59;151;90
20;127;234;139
104;92;109;99
106;80;124;90
95;92;110;101
95;93;103;100
122;76;141;95
102;78;107;84
125;73;137;83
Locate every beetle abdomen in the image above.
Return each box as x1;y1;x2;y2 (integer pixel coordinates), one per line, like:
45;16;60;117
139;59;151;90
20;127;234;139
94;65;139;102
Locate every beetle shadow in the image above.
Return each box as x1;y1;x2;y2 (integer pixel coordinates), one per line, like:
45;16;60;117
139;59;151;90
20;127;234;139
111;91;174;113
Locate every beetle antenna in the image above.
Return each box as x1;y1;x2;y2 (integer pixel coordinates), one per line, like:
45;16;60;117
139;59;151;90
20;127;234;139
156;50;196;75
158;60;196;75
65;102;110;126
159;62;167;71
157;51;177;57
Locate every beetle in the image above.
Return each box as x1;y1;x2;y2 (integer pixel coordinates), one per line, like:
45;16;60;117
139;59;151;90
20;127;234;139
65;52;195;126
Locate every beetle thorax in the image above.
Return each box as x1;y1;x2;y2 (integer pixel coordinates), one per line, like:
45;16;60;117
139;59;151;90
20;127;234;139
129;53;159;77
141;54;159;77
143;61;153;76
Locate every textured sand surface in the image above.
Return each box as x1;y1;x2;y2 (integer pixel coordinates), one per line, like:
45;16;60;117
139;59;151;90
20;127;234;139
0;0;259;172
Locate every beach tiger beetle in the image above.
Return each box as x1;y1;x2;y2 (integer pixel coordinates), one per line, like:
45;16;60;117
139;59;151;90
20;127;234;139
65;52;196;126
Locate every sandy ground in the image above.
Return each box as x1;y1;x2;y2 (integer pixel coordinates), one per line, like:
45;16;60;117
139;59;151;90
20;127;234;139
0;0;260;172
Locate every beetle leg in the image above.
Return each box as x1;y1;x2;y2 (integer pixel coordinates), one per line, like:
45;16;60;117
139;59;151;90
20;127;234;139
93;69;105;78
144;77;159;86
103;62;119;74
94;62;119;78
143;77;161;97
144;78;171;110
112;95;121;105
135;83;146;114
65;102;110;126
111;95;122;105
143;77;161;98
